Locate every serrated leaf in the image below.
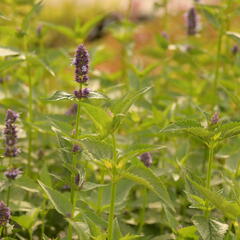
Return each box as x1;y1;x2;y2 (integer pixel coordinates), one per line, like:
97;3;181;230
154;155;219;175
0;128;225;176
126;166;175;211
218;122;240;139
119;144;166;162
191;179;240;219
193;216;228;240
38;180;72;216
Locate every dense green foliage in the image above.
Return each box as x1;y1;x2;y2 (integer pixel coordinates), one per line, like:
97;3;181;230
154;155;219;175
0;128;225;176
1;0;240;239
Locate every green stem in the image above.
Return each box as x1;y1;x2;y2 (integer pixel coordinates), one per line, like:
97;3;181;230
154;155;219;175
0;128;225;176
206;144;214;189
107;134;117;240
6;184;11;206
24;38;33;176
205;143;214;215
213;18;224;100
107;177;117;240
41;199;46;238
28;230;33;240
138;187;147;233
68;100;81;240
235;159;240;178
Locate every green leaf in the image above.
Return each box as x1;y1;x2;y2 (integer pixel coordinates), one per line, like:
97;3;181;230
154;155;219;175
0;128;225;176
15;176;39;193
193;216;228;240
226;31;240;44
82;139;113;160
0;47;20;57
120;144;166;161
41;21;75;38
198;4;221;29
12;208;40;229
21;1;43;33
191;180;240;219
67;220;90;240
0;59;24;72
46;91;75;101
76;200;108;229
111;87;151;114
113;218;123;240
218;122;240;139
39;164;52;187
178;226;198;239
161;120;211;141
126;166;175;211
38;180;72;216
88;91;109;100
81;102;112;136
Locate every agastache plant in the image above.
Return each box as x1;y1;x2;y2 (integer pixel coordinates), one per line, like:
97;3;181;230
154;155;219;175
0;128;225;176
68;44;90;239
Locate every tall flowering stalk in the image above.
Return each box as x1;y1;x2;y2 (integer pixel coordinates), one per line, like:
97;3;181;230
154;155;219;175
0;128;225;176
3;109;21;207
68;44;90;239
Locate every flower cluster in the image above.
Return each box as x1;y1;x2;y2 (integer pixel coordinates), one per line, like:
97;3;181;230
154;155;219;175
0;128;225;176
139;152;152;167
73;44;90;99
3;109;19;158
186;8;199;36
0;201;10;226
73;88;90;99
4;168;22;180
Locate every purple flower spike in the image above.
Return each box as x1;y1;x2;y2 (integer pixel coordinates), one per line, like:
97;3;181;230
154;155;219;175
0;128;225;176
186;8;199;36
0;201;10;226
4;168;22;180
74;44;90;83
4;109;20;158
139;152;153;167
